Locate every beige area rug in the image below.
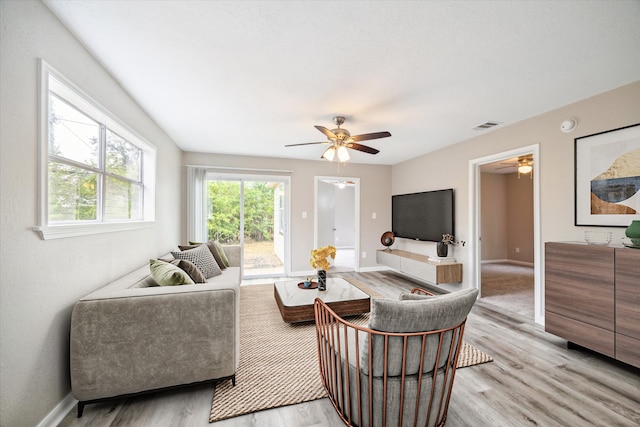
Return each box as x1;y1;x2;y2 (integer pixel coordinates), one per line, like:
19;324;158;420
209;278;492;423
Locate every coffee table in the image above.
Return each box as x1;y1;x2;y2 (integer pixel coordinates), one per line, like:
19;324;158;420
274;277;371;323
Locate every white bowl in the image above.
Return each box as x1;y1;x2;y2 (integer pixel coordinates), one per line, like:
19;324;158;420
584;231;612;246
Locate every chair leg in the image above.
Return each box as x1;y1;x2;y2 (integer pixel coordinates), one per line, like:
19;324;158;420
231;374;236;386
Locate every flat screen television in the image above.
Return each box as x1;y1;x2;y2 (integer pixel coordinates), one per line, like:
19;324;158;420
392;189;454;242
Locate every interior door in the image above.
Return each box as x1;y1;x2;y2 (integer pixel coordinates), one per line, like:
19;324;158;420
315;177;359;272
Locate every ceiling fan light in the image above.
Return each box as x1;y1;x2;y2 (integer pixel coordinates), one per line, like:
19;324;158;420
322;147;336;161
337;146;350;162
518;164;533;174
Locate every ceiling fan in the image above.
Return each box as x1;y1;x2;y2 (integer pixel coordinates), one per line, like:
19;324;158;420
496;155;534;178
285;116;391;162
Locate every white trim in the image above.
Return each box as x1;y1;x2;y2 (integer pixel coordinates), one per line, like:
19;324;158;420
481;259;535;267
469;143;544;326
36;392;76;427
36;59;156;240
33;220;155;240
186;165;293;174
359;265;390;272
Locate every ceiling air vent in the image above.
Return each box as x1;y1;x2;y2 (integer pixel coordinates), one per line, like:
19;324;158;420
473;121;501;131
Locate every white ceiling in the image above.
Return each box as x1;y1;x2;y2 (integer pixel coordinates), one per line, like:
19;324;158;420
43;1;640;165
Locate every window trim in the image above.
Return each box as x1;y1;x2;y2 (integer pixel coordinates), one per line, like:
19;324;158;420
34;59;156;240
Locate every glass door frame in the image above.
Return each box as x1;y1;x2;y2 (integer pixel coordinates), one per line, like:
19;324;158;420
203;172;291;279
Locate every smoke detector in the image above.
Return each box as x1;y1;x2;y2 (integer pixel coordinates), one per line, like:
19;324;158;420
560;118;578;133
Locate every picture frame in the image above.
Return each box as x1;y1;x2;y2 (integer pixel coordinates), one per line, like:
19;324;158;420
575;123;640;227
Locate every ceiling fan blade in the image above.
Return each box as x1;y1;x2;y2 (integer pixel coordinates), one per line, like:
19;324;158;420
346;142;379;155
284;142;327;147
495;165;516;170
315;125;338;140
348;131;391;142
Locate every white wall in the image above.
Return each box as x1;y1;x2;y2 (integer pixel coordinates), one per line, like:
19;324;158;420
0;2;183;426
181;152;392;274
392;80;640;292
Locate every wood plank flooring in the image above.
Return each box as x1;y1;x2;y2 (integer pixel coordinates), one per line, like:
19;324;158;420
58;271;640;427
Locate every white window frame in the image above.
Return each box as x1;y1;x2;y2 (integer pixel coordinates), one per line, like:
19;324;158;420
34;59;156;240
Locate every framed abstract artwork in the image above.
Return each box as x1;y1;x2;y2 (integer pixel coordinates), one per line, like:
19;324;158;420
575;123;640;226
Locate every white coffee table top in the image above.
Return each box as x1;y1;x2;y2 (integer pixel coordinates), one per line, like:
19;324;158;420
274;277;369;308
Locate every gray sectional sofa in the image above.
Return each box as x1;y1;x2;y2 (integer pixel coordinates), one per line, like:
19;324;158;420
70;245;241;416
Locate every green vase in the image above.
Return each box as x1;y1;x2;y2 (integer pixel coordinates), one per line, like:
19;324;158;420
625;220;640;246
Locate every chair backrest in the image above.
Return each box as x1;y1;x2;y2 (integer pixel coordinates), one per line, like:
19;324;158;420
314;287;478;427
362;288;478;377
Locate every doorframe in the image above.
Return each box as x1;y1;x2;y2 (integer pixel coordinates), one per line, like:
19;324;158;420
314;176;360;272
468;144;543;325
202;172;291;279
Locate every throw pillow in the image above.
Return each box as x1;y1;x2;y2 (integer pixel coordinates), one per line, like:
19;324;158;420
149;259;195;286
171;244;221;279
213;240;230;267
182;241;226;270
170;259;207;283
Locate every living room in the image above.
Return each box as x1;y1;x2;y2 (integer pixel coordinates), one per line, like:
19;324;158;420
2;1;640;426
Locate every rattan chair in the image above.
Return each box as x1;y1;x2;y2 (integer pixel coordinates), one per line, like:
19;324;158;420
314;287;478;427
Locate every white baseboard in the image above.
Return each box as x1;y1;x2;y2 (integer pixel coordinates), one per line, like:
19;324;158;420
482;259;534;267
37;392;76;427
358;265;390;272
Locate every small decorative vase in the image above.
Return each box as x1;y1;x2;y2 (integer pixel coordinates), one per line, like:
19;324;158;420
437;242;448;257
625;220;640;246
317;269;327;291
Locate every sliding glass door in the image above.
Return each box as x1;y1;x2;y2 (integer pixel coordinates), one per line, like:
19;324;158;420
204;173;289;278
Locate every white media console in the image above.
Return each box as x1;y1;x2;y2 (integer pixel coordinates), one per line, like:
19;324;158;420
376;249;462;284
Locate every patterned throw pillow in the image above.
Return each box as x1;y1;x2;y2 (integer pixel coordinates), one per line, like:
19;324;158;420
149;259;195;286
171;244;221;279
170;259;207;283
182;241;226;270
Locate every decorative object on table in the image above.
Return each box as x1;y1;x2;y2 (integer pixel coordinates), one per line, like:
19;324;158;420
575;123;640;226
317;270;327;291
298;280;318;289
584;230;613;246
625;220;640;246
310;245;336;291
438;234;466;258
380;231;395;251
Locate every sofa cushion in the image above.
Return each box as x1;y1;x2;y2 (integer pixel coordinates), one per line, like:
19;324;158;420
170;259;207;283
182;241;226;270
149;259;195;286
172;244;221;279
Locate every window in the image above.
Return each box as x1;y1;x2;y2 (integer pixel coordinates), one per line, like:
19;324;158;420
35;60;156;239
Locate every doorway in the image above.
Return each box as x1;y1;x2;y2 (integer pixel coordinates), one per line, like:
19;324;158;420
469;144;543;325
315;176;359;272
205;173;290;278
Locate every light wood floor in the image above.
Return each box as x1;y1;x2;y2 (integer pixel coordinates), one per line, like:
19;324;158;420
58;271;640;427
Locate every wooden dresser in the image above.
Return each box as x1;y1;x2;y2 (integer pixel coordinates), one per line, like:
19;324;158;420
545;242;640;368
